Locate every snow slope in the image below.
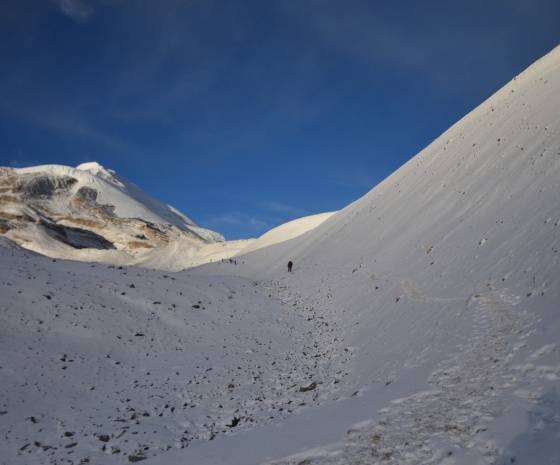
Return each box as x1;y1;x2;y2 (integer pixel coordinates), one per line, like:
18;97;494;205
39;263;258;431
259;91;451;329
1;45;559;465
184;212;336;267
120;211;336;269
239;212;336;256
153;45;560;463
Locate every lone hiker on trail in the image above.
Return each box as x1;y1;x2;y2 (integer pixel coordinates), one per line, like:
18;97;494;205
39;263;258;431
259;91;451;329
287;261;293;272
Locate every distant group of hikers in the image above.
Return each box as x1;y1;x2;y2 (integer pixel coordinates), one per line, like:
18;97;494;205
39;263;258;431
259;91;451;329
220;257;292;272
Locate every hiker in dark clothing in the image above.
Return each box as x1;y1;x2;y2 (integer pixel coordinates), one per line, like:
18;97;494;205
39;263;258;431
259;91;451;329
287;261;293;272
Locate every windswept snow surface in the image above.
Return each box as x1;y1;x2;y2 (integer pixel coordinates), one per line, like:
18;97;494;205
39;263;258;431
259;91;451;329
1;46;560;465
239;212;337;255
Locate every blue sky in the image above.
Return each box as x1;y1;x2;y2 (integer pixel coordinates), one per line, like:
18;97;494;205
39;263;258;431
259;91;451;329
1;1;559;239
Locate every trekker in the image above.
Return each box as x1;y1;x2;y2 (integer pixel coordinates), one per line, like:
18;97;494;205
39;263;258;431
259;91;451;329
287;261;293;272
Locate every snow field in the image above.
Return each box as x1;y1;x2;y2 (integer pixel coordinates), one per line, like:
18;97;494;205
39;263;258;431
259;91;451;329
0;247;357;464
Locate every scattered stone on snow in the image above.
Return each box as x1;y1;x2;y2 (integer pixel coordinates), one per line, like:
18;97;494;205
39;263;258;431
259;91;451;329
299;381;317;392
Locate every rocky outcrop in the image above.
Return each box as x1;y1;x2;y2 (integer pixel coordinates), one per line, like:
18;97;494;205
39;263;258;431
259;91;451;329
16;175;78;198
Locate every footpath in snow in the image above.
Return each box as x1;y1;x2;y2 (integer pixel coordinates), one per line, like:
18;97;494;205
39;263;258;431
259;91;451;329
154;259;559;465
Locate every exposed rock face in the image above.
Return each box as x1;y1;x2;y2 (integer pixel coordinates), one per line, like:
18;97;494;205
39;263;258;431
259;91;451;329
73;186;116;217
75;186;98;202
17;175;78;198
38;218;116;250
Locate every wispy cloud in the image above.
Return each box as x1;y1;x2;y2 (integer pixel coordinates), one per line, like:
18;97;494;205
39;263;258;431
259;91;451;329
53;0;94;22
7;150;42;169
262;201;308;217
281;1;543;97
6;101;135;157
205;212;270;231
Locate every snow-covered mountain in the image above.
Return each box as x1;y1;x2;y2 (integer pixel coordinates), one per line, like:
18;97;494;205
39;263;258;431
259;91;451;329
0;162;335;269
1;45;559;465
0;162;225;266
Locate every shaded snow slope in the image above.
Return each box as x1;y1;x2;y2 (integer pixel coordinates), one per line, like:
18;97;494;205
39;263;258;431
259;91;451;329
0;246;331;464
1;46;559;465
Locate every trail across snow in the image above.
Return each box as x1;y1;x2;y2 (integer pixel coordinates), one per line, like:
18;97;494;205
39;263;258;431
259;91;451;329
260;269;556;465
344;289;524;465
259;275;353;405
363;269;469;305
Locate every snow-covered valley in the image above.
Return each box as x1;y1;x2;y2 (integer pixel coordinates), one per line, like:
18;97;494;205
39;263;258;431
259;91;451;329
1;45;560;465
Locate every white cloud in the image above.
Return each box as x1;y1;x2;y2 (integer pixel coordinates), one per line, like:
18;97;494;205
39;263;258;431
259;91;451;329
262;201;308;217
207;212;269;229
53;0;94;22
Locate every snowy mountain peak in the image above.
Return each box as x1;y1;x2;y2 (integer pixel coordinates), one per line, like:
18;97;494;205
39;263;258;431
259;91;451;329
76;161;110;173
76;161;124;187
0;162;225;267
